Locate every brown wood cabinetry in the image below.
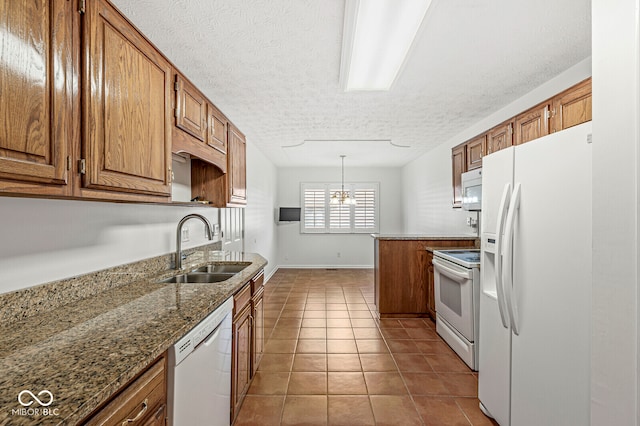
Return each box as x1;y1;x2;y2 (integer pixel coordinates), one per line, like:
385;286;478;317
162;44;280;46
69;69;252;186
191;123;247;207
466;135;485;171
82;0;172;198
171;72;228;173
373;238;476;318
232;291;252;423
83;355;167;426
451;145;466;208
551;78;592;133
426;250;436;319
487;120;514;155
0;0;73;195
231;269;265;422
227;124;247;206
175;75;208;142
515;103;550;145
251;271;265;376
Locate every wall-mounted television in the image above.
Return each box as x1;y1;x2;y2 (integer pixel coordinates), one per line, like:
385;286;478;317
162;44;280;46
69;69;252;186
279;207;301;222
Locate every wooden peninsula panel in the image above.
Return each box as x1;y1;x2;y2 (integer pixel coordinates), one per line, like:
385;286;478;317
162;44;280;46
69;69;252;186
373;237;476;318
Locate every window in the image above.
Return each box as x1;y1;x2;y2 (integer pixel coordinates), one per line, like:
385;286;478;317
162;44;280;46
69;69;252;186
301;183;379;233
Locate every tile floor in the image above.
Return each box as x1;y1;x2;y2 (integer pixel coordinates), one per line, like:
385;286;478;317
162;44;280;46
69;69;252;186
234;269;496;426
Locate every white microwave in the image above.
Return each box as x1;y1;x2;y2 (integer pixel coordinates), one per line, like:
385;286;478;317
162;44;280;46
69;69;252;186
461;169;482;211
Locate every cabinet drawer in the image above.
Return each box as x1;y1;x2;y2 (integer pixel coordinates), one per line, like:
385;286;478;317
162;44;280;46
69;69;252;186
84;357;166;426
250;270;264;294
234;283;251;316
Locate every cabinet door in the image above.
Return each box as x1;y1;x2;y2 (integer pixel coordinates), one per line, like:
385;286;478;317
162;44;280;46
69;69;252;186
0;0;72;188
466;135;485;170
232;304;252;422
252;288;264;376
227;124;247;205
207;104;227;154
487;120;513;155
175;74;207;142
515;103;549;145
83;0;172;196
426;251;436;319
551;78;592;132
451;145;465;208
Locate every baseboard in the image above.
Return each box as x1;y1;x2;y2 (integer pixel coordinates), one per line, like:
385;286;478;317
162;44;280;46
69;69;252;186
265;266;279;284
275;264;373;270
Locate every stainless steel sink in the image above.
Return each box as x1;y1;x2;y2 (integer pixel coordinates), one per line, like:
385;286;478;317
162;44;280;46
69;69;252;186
191;264;249;274
157;272;235;284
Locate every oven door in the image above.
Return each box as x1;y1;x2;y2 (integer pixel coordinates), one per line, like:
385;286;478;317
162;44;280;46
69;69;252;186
433;256;475;341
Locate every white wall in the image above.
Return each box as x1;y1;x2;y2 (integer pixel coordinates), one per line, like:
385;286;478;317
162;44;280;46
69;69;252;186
591;0;639;423
276;167;403;268
244;140;279;280
402;58;592;235
0;197;220;294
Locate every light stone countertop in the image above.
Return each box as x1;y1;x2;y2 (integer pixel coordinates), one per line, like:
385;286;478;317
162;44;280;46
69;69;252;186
0;246;267;425
371;233;478;241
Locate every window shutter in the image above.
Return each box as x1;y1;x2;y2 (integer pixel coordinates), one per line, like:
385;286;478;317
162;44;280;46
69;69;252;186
354;188;376;229
303;188;325;229
329;202;351;230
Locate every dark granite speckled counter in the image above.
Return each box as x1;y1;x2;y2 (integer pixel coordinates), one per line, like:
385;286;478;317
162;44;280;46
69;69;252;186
0;244;267;425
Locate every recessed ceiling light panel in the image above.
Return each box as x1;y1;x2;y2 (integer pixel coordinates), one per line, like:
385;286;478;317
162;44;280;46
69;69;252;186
340;0;432;91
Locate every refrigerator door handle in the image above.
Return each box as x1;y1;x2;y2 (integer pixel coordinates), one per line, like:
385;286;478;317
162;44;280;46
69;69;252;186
495;182;511;328
503;182;521;335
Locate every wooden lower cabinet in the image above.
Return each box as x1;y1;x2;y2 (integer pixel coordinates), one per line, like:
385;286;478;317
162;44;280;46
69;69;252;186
426;250;436;319
232;300;252;423
374;239;476;318
231;269;265;423
83;355;167;426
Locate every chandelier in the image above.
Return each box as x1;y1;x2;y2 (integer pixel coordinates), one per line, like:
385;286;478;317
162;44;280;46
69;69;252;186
330;155;357;205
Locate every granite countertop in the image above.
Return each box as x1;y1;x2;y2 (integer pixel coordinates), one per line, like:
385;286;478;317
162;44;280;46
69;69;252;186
371;233;478;241
0;246;267;425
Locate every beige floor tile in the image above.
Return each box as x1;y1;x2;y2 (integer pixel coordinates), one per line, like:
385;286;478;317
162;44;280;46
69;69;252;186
248;372;290;395
356;339;389;353
281;395;327;426
264;339;297;354
364;372;407;395
292;354;327;372
369;395;423;426
327;353;362;372
299;327;327;339
413;396;470;426
296;339;327;353
352;328;383;339
258;353;295;372
234;395;285;426
359;353;398;372
328;372;367;395
327;339;358;354
287;372;327;395
328;395;375;426
326;327;354;339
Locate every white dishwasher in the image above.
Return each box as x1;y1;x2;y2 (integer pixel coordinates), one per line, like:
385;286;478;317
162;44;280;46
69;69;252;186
167;297;233;426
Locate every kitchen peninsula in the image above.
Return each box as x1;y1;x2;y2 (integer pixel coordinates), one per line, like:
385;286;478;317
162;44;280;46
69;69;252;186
372;234;477;319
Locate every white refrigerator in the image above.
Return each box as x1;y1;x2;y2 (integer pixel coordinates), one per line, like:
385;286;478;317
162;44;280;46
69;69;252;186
478;122;591;425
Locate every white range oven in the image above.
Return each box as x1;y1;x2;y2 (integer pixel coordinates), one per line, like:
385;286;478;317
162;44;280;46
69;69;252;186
432;249;480;370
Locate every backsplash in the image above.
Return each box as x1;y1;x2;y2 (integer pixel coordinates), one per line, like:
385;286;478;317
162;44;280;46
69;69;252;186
0;242;222;325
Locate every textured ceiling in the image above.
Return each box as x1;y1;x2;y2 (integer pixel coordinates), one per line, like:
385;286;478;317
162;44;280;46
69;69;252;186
111;0;591;167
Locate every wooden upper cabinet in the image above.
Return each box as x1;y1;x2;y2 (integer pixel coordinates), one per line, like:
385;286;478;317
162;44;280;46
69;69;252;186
487;120;514;155
83;0;172;197
515;103;550;145
227;124;247;206
0;0;72;191
466;135;485;170
208;104;228;155
451;144;465;208
551;78;592;132
175;75;207;142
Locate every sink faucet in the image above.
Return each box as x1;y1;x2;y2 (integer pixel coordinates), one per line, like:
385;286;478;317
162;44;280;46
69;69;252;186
175;214;214;270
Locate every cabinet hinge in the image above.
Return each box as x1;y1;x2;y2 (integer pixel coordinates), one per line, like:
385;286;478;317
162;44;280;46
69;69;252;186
66;156;72;171
78;0;86;14
544;107;550;121
78;159;86;175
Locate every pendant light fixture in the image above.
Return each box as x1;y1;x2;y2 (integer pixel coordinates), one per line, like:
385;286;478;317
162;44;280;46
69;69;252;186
330;155;357;205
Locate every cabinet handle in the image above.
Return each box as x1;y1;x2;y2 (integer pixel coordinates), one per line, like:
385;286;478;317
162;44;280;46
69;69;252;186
121;399;148;425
